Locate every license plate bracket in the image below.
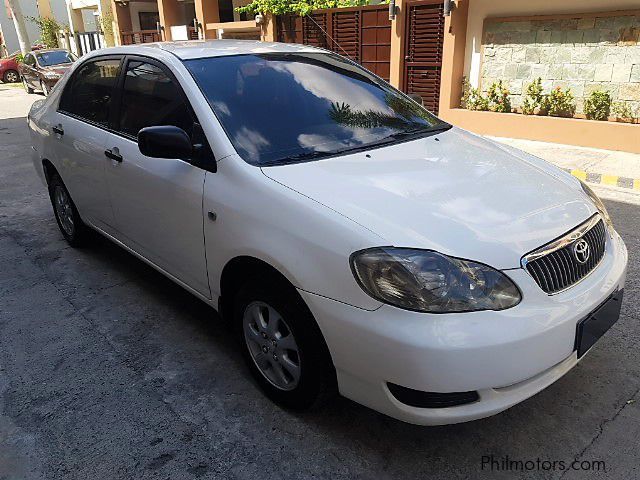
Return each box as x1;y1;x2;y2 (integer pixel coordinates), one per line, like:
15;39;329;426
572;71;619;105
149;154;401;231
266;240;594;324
575;289;624;358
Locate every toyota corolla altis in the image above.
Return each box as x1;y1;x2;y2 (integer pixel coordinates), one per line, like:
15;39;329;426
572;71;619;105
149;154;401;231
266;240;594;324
27;41;627;425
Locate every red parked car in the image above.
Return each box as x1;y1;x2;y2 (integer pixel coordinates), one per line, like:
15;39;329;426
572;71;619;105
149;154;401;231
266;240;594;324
0;52;20;83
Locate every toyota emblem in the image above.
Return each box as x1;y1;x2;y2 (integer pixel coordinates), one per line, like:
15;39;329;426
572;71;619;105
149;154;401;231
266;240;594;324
573;239;590;264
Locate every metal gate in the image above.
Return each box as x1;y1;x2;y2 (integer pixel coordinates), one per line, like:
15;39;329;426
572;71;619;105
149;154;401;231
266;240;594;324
402;0;445;113
76;31;105;56
277;5;391;81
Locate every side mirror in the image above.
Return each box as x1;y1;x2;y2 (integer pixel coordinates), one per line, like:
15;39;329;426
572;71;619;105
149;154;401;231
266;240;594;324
408;93;424;106
138;125;193;159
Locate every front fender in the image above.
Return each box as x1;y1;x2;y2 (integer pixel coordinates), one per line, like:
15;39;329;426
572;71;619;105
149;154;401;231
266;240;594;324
203;156;384;311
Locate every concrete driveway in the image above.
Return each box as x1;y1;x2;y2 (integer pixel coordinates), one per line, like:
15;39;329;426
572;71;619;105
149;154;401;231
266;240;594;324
1;88;640;479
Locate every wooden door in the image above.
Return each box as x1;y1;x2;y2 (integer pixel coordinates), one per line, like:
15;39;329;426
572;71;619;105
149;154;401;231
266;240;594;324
402;0;445;113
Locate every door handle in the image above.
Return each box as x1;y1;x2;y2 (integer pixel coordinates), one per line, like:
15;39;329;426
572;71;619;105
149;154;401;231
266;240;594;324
52;124;64;136
105;148;123;162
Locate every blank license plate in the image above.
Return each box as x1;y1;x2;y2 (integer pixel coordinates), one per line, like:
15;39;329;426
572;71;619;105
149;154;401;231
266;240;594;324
575;289;623;358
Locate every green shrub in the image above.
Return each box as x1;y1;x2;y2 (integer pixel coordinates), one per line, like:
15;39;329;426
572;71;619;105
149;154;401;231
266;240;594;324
612;102;636;122
584;90;612;121
460;77;489;111
486;80;512;113
522;78;545;115
542;87;576;118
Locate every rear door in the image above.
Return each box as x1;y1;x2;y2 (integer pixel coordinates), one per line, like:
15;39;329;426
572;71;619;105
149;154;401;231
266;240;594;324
52;56;123;230
103;56;211;297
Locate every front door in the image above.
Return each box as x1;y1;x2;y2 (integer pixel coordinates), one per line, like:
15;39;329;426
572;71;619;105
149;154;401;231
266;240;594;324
104;57;210;297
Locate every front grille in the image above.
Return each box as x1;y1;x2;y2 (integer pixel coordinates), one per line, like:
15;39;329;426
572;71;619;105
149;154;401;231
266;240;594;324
524;216;607;294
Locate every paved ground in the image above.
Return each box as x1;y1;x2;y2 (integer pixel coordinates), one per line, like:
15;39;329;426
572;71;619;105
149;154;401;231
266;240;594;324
2;88;640;479
491;136;640;181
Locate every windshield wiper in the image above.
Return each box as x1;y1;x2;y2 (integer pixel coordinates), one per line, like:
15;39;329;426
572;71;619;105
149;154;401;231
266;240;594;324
263;123;453;166
386;123;452;139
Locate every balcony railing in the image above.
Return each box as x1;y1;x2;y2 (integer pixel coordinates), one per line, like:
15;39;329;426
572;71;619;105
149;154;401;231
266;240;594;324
121;27;199;45
120;30;161;45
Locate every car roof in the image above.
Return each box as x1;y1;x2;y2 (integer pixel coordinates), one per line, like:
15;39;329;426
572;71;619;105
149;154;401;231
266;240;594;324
93;40;323;61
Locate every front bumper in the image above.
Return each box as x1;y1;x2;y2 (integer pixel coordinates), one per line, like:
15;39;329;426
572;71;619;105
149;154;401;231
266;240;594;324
300;229;628;425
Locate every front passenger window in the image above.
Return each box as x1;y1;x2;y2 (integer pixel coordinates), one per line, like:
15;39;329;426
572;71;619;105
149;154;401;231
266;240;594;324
118;61;194;138
59;59;121;125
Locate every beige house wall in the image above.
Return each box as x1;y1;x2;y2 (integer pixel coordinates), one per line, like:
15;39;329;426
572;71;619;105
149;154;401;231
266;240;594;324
438;0;640;153
445;108;640;153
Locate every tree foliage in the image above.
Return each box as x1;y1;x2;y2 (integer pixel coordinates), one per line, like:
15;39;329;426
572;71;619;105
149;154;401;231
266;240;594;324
27;16;67;48
236;0;373;17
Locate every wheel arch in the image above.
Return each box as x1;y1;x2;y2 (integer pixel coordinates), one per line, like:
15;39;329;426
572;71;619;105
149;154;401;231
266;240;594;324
41;158;58;185
219;255;298;321
219;254;337;381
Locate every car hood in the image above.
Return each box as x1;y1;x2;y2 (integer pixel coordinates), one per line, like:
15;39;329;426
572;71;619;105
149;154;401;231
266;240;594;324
261;127;597;269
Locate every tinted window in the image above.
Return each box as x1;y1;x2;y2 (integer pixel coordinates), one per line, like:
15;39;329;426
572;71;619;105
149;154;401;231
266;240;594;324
60;58;121;125
185;53;449;166
37;50;75;67
118;60;194;138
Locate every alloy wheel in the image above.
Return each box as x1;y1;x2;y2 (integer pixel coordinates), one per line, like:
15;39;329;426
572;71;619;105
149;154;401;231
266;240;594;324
5;71;18;83
243;301;301;391
53;185;74;236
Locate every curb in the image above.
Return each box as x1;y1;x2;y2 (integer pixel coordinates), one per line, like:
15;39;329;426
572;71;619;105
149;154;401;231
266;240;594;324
562;168;640;191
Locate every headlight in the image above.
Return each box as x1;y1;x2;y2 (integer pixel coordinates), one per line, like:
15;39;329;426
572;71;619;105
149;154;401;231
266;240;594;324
580;181;612;227
350;248;521;313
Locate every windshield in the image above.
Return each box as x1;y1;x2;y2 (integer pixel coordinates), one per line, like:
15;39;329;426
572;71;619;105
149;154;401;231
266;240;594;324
185;53;450;166
37;51;75;67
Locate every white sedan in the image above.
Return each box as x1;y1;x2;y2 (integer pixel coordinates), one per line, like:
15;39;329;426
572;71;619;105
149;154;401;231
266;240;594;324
28;40;628;425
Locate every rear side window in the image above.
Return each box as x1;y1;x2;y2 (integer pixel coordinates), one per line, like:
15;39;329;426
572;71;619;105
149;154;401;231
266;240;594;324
59;58;121;125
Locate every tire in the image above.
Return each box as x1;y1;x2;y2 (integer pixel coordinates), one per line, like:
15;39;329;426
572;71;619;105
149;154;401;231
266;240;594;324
3;69;19;83
48;174;90;247
23;77;33;94
40;81;49;96
234;277;336;410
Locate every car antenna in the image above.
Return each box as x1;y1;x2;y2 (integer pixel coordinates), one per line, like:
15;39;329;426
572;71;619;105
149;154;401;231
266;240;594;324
304;14;354;61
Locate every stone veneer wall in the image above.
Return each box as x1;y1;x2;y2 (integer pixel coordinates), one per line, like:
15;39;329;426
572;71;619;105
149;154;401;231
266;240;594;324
481;12;640;115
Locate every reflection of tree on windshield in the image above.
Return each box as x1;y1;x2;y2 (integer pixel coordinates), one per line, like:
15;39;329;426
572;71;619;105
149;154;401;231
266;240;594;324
329;94;434;131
